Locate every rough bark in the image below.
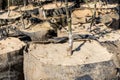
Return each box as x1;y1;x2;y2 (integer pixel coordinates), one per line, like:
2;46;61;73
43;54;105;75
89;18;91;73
18;2;75;17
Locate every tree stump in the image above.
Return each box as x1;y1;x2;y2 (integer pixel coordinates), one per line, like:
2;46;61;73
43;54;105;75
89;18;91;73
0;37;26;80
24;41;117;80
0;11;22;25
20;22;57;41
43;2;75;17
18;2;75;17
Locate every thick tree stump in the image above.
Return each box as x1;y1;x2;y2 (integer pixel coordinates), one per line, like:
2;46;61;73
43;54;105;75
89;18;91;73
0;37;26;80
96;7;119;29
18;5;39;15
43;2;75;17
21;22;57;41
18;2;75;17
0;11;22;25
81;2;118;9
24;41;117;80
71;9;93;24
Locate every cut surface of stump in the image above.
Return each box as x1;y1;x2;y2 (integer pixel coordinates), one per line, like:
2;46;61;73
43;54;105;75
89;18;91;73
20;4;39;11
25;41;112;65
42;2;73;10
42;2;74;17
71;9;93;24
0;37;26;80
0;11;21;20
21;22;56;41
0;37;25;54
24;41;116;80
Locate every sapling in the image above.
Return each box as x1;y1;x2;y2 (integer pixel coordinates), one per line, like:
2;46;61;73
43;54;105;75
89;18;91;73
7;0;10;17
65;0;73;55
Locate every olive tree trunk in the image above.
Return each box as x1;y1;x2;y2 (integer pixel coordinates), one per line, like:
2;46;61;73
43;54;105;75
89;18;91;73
65;0;73;55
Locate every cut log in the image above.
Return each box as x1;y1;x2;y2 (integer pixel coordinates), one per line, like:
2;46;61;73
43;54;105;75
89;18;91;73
99;11;119;29
0;37;26;80
24;41;117;80
101;40;120;68
0;11;21;20
19;2;75;17
19;4;39;15
0;11;22;25
44;2;75;17
20;22;57;41
71;9;93;24
31;0;53;6
81;3;118;9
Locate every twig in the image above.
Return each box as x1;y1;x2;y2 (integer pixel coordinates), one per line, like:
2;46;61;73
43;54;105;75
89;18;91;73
19;6;25;29
89;0;97;31
84;0;93;14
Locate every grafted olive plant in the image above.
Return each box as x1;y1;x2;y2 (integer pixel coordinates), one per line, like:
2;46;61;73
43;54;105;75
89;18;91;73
65;0;73;55
89;0;97;31
84;0;97;31
7;0;10;16
24;0;28;9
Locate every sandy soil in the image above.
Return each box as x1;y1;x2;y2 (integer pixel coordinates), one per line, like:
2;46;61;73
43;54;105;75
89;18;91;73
20;5;38;11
